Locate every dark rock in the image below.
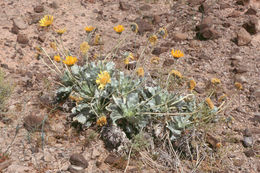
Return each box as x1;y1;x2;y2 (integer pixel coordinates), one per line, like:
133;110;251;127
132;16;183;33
197;27;219;40
236;0;250;6
245;7;257;15
17;34;29;44
242;17;258;35
11;25;19;34
152;47;168;56
96;161;102;167
34;5;44;13
236;28;252;46
0;64;8;69
104;154;120;165
119;1;130;11
163;58;175;67
139;4;152;11
135;18;153;34
244;149;255;157
23;115;44;131
153;15;161;25
222;22;231;28
172;32;188;41
242;136;253;147
233;159;244;166
125;61;136;70
38;33;46;43
251;112;260;123
13;17;27;30
69;153;88;169
228;10;242;18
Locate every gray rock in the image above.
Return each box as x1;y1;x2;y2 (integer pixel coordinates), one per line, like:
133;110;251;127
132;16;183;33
13;17;27;30
34;5;44;13
68;165;85;173
135;18;153;34
244;149;255;157
242;136;253;147
69;153;88;169
237;28;252;46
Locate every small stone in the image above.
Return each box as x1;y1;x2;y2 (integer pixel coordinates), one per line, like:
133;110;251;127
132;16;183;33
228;10;242;18
17;34;29;44
252;112;260;123
233;64;248;73
234;74;247;83
23;115;44;131
50;1;59;9
119;1;130;11
13;17;27;30
38;33;46;42
173;32;188;41
222;22;231;28
29;14;42;25
236;0;250;6
245;7;257;15
153;15;161;25
34;5;44;13
242;136;253;147
152;47;168;56
139;4;152;11
67;165;85;173
244;128;252;137
11;25;19;34
96;161;102;167
163;58;175;67
242;17;259;35
44;151;54;162
233;159;244;166
135;18;153;34
236;28;252;46
69;153;88;169
111;17;118;23
0;64;9;69
244;149;255;157
197;27;219;40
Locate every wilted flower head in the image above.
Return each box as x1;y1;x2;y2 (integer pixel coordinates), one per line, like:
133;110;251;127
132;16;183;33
171;49;184;58
136;67;144;77
56;28;66;35
189;79;196;90
53;55;61;62
63;56;77;66
69;94;83;103
158;27;167;39
96;71;111;90
205;97;214;109
97;116;107;127
218;94;227;103
50;42;57;51
235;82;243;90
114;25;124;34
149;35;158;45
130;23;139;33
85;26;95;32
211;78;221;85
170;69;182;78
80;42;90;54
39;15;53;27
94;34;101;45
150;56;160;64
124;53;135;65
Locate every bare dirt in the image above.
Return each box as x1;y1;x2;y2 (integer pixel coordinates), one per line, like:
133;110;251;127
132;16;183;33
0;0;260;172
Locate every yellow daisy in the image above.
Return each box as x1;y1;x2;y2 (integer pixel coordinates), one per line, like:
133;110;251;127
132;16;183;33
39;15;53;27
211;78;221;85
85;26;95;32
63;56;78;66
136;67;144;77
97;116;107;127
56;28;66;35
53;55;61;62
171;49;184;58
170;69;182;78
96;71;111;90
114;25;124;34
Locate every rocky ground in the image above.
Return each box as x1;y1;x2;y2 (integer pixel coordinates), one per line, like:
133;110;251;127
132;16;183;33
0;0;260;172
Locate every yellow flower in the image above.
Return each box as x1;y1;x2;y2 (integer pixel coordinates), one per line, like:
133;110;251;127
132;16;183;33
124;53;135;65
80;42;90;54
56;28;66;35
63;56;78;66
211;78;221;85
124;58;130;65
69;94;83;103
189;79;196;90
149;35;158;45
96;71;111;90
97;116;107;127
94;34;101;45
130;23;139;33
136;67;144;77
150;56;160;64
85;26;95;32
54;55;61;62
39;15;53;27
158;27;167;39
218;94;227;103
235;82;243;90
170;69;182;78
171;49;184;58
205;97;214;109
114;25;124;34
50;42;57;51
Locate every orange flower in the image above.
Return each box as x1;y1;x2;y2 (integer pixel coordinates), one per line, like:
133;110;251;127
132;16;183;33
235;82;243;90
170;69;182;78
53;55;61;62
97;116;107;126
63;56;78;66
56;28;66;35
189;79;196;90
114;25;124;34
85;26;95;32
149;35;157;45
205;97;214;109
136;67;144;77
171;49;184;58
211;78;221;85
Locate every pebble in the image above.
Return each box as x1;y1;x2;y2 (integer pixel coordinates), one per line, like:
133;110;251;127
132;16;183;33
17;34;29;44
236;27;252;46
244;149;255;157
242;17;259;35
119;1;130;11
13;17;27;30
34;5;44;13
69;153;88;169
172;32;188;41
242;136;253;147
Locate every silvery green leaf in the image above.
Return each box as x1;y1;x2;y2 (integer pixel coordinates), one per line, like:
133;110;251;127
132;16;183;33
106;62;115;71
73;114;87;124
56;86;72;102
71;65;80;76
127;93;139;108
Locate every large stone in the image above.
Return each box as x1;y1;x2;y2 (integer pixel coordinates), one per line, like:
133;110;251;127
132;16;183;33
135;18;153;34
152;47;168;56
23;114;44;131
236;28;252;46
172;32;188;41
119;1;131;11
69;153;88;169
13;17;27;30
17;34;29;44
242;17;259;35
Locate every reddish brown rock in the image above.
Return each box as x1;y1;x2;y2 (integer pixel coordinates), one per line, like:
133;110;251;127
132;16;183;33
34;5;44;13
236;28;252;46
242;17;259;35
23;115;44;131
135;18;153;34
245;7;257;15
69;153;88;169
17;34;29;44
172;32;188;41
119;1;130;11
